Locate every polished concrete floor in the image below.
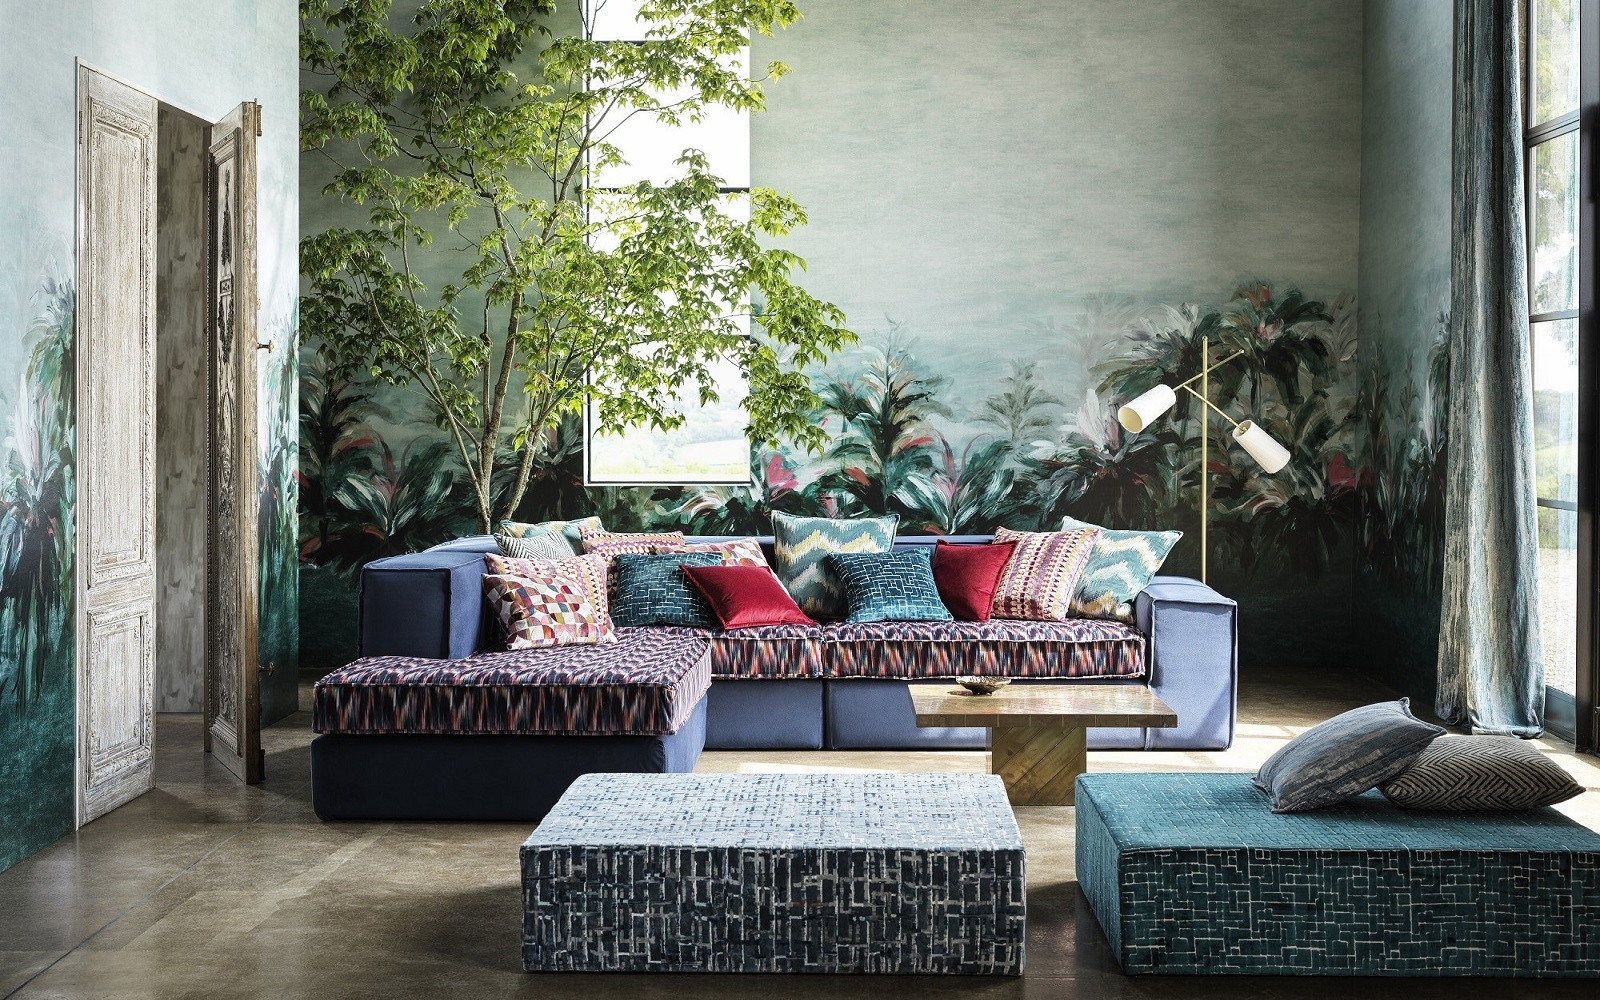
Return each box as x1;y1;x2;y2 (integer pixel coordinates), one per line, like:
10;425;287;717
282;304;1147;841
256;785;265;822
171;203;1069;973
2;668;1597;999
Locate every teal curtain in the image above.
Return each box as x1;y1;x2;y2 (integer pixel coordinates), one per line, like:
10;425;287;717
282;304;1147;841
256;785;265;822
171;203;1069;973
1437;0;1544;736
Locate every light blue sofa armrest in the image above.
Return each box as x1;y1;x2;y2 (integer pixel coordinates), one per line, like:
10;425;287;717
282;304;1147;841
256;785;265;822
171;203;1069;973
359;544;496;659
1135;576;1238;750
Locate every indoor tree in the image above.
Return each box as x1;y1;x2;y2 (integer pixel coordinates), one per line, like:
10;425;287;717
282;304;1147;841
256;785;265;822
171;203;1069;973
300;0;853;531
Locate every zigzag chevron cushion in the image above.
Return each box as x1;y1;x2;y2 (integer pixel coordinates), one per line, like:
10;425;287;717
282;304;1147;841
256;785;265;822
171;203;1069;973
1060;516;1181;622
772;513;898;619
1380;735;1585;811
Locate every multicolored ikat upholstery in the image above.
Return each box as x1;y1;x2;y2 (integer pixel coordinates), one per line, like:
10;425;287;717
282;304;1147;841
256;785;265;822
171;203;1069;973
313;628;710;736
653;624;829;680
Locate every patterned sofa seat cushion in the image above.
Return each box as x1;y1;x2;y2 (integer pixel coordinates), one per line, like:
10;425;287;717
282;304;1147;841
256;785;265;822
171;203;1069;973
653;623;827;680
313;628;709;737
821;618;1145;680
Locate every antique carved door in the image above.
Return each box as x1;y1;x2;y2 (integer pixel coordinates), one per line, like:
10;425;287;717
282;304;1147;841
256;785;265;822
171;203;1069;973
203;101;263;783
75;66;158;822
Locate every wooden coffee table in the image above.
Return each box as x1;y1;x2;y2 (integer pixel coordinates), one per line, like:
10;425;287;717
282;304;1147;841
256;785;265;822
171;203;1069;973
907;683;1178;805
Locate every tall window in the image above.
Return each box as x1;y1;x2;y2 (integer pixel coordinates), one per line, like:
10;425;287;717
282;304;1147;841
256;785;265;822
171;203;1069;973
581;0;754;486
1525;0;1585;738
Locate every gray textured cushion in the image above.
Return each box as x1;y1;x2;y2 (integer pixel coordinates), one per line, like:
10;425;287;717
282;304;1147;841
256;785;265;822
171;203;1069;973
1380;735;1585;810
495;530;574;562
1253;699;1444;812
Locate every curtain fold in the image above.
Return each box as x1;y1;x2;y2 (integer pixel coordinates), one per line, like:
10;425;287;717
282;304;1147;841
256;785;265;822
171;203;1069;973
1437;0;1544;736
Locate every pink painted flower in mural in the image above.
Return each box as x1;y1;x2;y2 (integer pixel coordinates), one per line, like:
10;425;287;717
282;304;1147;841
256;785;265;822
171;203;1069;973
764;453;799;495
1326;452;1361;492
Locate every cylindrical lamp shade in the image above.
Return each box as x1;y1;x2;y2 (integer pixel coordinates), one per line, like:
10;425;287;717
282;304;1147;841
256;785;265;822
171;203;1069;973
1117;384;1177;433
1231;420;1291;473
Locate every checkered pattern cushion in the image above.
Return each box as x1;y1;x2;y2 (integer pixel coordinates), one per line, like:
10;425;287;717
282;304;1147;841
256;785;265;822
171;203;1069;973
483;573;614;649
499;515;602;553
580;528;686;559
1060;516;1181;622
991;526;1101;621
829;549;952;623
611;552;724;628
771;513;898;620
671;537;767;567
483;552;611;622
495;529;575;562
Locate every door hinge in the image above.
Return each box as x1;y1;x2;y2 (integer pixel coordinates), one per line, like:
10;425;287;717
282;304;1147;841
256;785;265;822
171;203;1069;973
253;101;262;137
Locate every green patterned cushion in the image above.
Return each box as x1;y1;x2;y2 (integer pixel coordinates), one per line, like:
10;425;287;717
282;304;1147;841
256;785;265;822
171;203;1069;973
1059;515;1182;622
829;549;953;623
499;515;604;554
771;513;898;620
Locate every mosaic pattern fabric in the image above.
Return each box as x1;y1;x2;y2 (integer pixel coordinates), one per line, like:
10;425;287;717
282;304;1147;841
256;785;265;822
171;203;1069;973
521;773;1026;974
830;549;953;623
1254;698;1444;812
499;515;603;553
653;624;827;679
990;527;1100;621
671;537;767;567
313;628;710;736
1380;735;1585;810
495;529;576;563
610;552;723;628
482;552;611;622
1059;516;1181;623
483;572;614;649
822;618;1144;679
771;512;898;620
579;527;685;559
1076;772;1600;976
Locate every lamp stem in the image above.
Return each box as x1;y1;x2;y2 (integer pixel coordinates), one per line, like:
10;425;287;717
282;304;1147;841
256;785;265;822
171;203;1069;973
1201;340;1207;586
1177;382;1243;429
1172;350;1245;390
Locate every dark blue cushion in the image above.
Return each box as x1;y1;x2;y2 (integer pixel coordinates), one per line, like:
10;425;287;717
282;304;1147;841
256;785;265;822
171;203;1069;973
612;552;724;628
828;549;953;624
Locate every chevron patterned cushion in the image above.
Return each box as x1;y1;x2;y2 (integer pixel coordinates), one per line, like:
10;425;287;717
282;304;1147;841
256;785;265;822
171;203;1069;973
495;529;575;562
990;526;1101;621
771;513;898;620
611;552;724;628
1060;516;1182;622
499;515;603;553
1380;736;1585;810
483;552;611;623
483;572;615;649
829;549;953;623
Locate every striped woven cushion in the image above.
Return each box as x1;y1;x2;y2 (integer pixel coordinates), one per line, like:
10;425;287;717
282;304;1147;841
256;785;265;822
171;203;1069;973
1380;735;1585;810
495;529;574;562
1060;516;1181;622
990;526;1101;621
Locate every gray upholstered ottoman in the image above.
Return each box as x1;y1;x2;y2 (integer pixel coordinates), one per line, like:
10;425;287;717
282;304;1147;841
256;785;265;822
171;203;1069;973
1076;772;1600;977
521;772;1026;974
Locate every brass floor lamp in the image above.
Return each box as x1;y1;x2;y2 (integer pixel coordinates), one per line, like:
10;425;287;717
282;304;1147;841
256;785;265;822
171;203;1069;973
1115;340;1291;583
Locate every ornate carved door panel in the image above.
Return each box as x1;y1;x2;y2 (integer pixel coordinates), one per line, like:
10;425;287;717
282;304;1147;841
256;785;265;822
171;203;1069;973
75;66;158;823
204;101;263;784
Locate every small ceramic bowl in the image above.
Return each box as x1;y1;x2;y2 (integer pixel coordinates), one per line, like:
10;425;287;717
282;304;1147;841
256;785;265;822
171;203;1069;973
956;675;1010;696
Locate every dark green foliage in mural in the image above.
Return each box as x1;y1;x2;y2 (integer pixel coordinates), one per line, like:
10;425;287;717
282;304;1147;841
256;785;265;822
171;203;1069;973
0;275;76;873
258;313;301;721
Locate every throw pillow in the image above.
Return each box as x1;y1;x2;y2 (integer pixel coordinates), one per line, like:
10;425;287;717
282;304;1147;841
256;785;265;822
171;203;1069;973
498;515;603;553
483;552;611;621
931;539;1016;622
670;537;767;568
494;528;573;563
1380;735;1584;810
1253;698;1445;813
829;549;953;624
482;572;614;649
1059;515;1182;622
610;552;724;628
771;512;899;620
579;527;686;560
680;564;816;629
990;526;1101;621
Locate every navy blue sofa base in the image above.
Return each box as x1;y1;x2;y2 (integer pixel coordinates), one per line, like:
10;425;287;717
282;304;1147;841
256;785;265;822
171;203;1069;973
310;698;707;821
706;680;824;749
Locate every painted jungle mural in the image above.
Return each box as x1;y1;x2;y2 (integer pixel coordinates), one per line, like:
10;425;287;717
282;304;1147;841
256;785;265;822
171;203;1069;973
0;272;76;873
298;281;1368;669
259;307;301;724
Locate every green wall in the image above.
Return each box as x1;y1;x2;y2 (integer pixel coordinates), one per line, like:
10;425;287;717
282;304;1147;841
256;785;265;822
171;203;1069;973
299;0;1367;672
0;0;299;874
1355;0;1454;705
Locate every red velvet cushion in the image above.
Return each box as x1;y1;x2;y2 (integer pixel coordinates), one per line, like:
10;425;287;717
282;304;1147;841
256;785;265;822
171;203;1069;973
932;539;1018;622
681;564;816;630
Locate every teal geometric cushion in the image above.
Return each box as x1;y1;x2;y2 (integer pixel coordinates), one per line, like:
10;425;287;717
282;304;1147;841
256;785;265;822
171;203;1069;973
1059;515;1181;622
499;515;604;555
610;552;724;628
771;513;898;620
829;549;952;623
